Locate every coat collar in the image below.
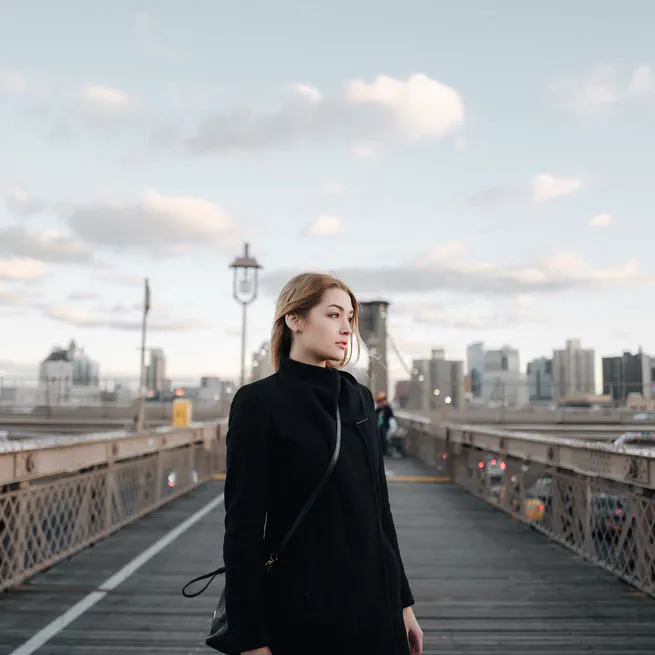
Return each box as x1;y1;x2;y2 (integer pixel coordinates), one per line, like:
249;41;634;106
278;356;368;423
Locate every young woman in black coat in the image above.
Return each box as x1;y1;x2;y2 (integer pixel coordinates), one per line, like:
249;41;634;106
223;272;423;655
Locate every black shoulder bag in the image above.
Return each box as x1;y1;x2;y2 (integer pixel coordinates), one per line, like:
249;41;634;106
182;406;342;653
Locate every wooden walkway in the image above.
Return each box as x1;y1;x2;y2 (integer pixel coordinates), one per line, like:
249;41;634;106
2;455;655;654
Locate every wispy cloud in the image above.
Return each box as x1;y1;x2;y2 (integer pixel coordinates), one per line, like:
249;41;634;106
588;213;612;228
156;73;465;156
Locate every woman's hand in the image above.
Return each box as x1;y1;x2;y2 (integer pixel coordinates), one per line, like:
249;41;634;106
242;649;272;655
403;606;423;655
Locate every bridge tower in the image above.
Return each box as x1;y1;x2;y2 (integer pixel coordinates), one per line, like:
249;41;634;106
358;300;389;398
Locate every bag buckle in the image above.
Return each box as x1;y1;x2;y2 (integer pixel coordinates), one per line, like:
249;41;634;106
265;554;278;572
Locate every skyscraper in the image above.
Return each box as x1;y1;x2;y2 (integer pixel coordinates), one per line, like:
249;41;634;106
527;357;553;402
466;342;485;398
552;339;595;401
146;348;167;394
602;350;652;404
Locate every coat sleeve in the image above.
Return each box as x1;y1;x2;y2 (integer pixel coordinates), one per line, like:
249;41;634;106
363;386;415;609
223;385;271;652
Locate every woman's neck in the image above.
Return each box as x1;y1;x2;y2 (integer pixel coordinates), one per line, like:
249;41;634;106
288;346;327;367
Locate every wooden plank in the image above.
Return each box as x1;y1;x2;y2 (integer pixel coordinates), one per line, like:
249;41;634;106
1;456;655;654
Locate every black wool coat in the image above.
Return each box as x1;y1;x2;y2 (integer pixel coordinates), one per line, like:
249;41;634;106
223;356;414;655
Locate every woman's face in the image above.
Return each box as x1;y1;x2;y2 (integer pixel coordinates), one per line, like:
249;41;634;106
291;288;354;365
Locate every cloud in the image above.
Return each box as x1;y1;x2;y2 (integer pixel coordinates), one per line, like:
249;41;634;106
532;174;583;203
0;225;92;262
588;212;612;228
66;191;237;255
344;74;465;140
322;182;344;196
552;63;655;115
351;143;378;160
133;11;184;59
0;68;28;94
300;214;345;237
0;283;35;306
43;303;206;332
468;174;583;208
395;300;541;331
260;243;654;297
0;258;47;281
76;84;139;123
67;290;101;302
182;73;464;155
92;267;144;287
5;186;46;217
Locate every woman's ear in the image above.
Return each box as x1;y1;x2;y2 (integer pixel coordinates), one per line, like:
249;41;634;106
285;313;302;333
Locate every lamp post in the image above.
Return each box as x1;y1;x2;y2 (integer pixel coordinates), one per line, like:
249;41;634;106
137;278;151;432
229;243;262;388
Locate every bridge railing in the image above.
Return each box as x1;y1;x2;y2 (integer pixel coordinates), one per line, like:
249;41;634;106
0;422;227;593
396;410;655;597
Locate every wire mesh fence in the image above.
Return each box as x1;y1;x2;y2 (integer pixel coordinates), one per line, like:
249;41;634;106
0;425;225;592
400;418;655;596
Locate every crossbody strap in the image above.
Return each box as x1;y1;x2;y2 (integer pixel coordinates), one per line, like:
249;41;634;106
182;404;342;597
265;406;342;571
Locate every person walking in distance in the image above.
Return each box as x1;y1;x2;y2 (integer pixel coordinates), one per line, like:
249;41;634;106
223;272;423;655
376;391;395;456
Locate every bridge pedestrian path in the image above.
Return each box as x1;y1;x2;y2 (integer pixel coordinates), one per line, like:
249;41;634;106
1;456;654;654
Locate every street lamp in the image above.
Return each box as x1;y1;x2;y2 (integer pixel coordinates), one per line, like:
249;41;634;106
229;242;262;388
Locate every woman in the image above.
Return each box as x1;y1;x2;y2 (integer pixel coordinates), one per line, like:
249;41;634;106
223;272;423;655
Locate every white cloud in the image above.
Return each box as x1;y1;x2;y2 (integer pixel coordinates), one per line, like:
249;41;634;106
344;73;465;140
532;174;583;203
0;68;27;94
67;191;237;254
43;303;205;332
183;73;465;155
290;83;322;105
133;11;184;59
301;214;345;237
77;84;138;122
628;64;654;97
0;225;91;262
0;257;47;280
262;243;655;297
322;182;344;196
588;213;612;228
92;267;144;287
5;185;46;217
351;143;378;159
553;63;655;115
426;241;466;261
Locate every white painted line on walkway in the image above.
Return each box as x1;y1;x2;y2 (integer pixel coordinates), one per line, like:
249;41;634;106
9;492;225;655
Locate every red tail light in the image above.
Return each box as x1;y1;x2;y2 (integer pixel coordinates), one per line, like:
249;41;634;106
500;462;506;471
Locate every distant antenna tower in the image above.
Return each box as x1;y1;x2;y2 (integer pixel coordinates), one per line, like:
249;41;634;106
358;300;389;397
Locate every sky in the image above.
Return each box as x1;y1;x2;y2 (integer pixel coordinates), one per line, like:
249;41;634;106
1;0;655;389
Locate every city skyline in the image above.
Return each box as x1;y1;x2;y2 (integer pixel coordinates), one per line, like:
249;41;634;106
2;1;655;391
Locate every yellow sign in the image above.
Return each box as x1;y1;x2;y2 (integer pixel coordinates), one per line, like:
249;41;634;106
172;398;192;427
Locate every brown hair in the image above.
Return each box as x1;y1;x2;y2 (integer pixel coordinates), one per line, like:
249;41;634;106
271;272;361;371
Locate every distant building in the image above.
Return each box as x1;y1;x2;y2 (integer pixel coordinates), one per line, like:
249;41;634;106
602;350;652;405
67;340;100;386
406;349;464;411
39;347;73;405
527;357;553;402
552;339;595;402
146;348;167;394
466;342;485;398
251;342;275;382
482;345;528;407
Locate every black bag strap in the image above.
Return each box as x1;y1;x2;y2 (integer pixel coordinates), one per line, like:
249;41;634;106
182;405;342;598
266;406;341;571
